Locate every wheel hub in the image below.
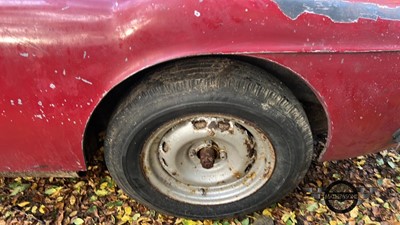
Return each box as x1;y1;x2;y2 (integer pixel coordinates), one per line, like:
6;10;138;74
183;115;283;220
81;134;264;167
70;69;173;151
142;114;276;205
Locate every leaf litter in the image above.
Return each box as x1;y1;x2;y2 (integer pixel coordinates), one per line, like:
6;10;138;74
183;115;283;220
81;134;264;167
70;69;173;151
0;145;399;225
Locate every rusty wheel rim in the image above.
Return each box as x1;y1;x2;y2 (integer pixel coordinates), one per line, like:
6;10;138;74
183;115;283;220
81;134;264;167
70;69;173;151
141;114;276;205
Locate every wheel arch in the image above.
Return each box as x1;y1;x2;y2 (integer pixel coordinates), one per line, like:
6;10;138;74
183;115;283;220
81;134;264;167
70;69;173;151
82;55;328;164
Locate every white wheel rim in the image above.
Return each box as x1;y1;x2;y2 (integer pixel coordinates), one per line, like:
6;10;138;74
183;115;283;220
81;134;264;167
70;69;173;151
141;114;276;205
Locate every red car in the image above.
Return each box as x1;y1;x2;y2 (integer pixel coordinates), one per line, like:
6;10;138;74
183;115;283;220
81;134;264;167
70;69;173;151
1;0;399;219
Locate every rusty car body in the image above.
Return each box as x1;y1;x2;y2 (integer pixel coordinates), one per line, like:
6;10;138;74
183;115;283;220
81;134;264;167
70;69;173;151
1;0;400;219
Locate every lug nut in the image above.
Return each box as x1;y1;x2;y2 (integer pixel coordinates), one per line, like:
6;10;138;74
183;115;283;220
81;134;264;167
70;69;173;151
189;149;197;158
220;151;227;160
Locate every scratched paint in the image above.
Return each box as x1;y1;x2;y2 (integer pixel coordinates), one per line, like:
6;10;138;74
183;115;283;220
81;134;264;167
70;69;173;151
272;0;400;23
19;52;28;57
75;76;93;85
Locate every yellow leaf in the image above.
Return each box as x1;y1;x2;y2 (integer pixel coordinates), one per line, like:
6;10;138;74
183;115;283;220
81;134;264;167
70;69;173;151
56;196;63;202
316;180;323;187
203;220;213;225
31;205;37;214
73;181;85;190
357;159;366;167
182;219;197;225
124;206;132;216
262;209;273;217
39;205;46;214
69;195;76;205
349;207;358;219
17;201;30;207
132;213;140;221
70;211;78;217
120;215;131;224
95;189;109;197
375;197;384;204
362;215;380;225
330;221;338;225
31;183;38;190
100;182;108;190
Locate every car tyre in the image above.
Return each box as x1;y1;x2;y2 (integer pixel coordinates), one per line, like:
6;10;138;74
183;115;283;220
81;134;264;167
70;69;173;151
105;57;313;219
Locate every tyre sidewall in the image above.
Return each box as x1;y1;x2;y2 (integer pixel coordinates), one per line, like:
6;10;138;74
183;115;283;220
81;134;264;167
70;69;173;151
107;90;309;218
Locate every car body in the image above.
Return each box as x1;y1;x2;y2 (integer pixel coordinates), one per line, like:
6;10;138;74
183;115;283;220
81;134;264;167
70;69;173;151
1;0;400;217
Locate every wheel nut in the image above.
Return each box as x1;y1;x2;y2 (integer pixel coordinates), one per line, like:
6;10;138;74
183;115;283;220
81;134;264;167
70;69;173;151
220;151;227;160
189;149;196;158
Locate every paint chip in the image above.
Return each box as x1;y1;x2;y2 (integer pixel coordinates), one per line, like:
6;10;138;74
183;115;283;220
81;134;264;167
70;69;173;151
17;99;22;105
19;53;29;58
50;83;56;89
83;51;87;59
194;10;201;17
75;76;93;85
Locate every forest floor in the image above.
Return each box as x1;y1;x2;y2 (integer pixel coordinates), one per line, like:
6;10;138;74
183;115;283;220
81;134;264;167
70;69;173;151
0;145;399;225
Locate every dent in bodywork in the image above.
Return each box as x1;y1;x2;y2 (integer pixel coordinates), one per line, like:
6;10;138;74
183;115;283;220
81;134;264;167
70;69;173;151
272;0;400;23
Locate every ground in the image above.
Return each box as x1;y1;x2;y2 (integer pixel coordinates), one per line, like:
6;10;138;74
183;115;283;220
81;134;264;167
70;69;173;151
0;146;399;225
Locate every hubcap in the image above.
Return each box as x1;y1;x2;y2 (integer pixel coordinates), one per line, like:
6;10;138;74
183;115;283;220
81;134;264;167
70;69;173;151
141;114;276;205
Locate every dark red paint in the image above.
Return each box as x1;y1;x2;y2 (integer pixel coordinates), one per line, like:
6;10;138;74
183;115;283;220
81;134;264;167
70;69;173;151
0;0;399;173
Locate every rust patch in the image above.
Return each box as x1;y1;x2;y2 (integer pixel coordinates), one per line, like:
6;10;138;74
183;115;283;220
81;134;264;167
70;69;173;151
217;121;230;132
198;147;217;169
192;120;207;129
233;171;241;179
244;136;256;158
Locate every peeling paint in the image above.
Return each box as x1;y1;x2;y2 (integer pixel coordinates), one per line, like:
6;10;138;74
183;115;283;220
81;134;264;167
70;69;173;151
19;52;29;57
75;76;93;85
62;69;66;76
194;10;201;17
17;99;22;105
10;100;15;106
83;51;87;59
49;83;56;89
61;6;70;11
34;114;43;119
272;0;400;23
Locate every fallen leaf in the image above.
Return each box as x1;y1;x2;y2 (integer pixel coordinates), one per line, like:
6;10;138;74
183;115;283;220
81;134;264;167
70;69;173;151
306;202;318;212
39;205;46;214
72;218;84;225
69;195;76;205
350;207;358;219
95;189;109;197
9;183;30;196
17;201;30;207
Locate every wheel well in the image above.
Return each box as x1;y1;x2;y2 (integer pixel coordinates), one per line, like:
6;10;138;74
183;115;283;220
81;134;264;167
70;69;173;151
83;55;328;163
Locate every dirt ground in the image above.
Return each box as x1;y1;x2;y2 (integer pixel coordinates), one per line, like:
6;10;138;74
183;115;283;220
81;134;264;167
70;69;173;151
0;146;399;225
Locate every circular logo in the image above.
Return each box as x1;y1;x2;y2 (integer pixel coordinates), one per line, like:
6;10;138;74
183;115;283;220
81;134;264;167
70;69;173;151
324;180;358;213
